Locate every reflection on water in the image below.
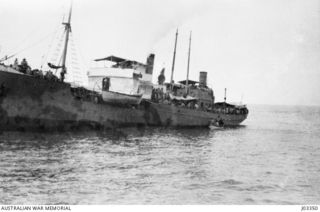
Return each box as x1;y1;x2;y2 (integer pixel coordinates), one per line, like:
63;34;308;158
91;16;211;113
0;105;320;204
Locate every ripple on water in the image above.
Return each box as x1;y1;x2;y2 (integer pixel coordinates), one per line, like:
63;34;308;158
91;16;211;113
219;179;243;186
244;198;256;203
245;185;279;192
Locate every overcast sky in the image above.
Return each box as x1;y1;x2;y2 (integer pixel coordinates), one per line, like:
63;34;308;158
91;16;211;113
1;0;319;105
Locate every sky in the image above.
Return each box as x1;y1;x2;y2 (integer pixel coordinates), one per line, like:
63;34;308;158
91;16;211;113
0;0;320;105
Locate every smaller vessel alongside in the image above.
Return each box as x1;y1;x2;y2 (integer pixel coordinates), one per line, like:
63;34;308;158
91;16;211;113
209;119;224;129
148;29;249;127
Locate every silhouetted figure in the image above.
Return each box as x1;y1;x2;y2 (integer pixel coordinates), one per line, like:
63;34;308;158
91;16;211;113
60;69;66;82
158;68;165;85
13;58;19;70
19;58;30;74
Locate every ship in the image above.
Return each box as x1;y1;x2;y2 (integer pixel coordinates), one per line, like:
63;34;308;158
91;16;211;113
0;4;248;132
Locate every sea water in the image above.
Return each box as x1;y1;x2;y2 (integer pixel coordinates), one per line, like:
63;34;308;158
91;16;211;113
0;105;319;204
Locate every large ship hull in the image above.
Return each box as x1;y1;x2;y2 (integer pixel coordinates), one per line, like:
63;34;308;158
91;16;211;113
0;71;247;131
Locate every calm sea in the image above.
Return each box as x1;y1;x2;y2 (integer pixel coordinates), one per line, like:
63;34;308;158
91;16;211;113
0;105;319;204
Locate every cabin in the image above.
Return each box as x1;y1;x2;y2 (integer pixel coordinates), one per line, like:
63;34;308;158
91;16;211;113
87;54;154;99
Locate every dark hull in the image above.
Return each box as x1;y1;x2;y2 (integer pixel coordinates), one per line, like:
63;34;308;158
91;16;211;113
0;71;247;131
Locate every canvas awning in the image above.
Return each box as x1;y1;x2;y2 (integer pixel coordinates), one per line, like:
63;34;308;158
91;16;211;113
178;80;198;85
94;55;126;63
94;55;145;67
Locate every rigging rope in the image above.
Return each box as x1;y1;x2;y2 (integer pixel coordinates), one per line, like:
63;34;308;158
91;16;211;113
1;29;58;63
68;34;83;85
53;30;66;75
7;24;47;57
40;24;64;69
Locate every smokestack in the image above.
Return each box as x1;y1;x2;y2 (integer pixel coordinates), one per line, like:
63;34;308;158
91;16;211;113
146;54;155;74
199;71;207;87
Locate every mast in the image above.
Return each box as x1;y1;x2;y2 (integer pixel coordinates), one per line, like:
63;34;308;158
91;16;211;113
224;88;227;113
170;29;178;91
185;31;192;94
60;2;72;82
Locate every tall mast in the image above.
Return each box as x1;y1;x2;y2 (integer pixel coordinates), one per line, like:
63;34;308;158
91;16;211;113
224;88;227;112
60;2;72;81
170;29;178;91
185;31;192;94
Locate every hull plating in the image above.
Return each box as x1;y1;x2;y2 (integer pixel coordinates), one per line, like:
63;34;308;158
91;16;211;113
0;71;247;131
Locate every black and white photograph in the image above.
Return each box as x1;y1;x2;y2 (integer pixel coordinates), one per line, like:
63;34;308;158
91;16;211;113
0;0;319;209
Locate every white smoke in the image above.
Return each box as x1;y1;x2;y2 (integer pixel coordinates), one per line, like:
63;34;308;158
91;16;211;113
146;0;213;52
